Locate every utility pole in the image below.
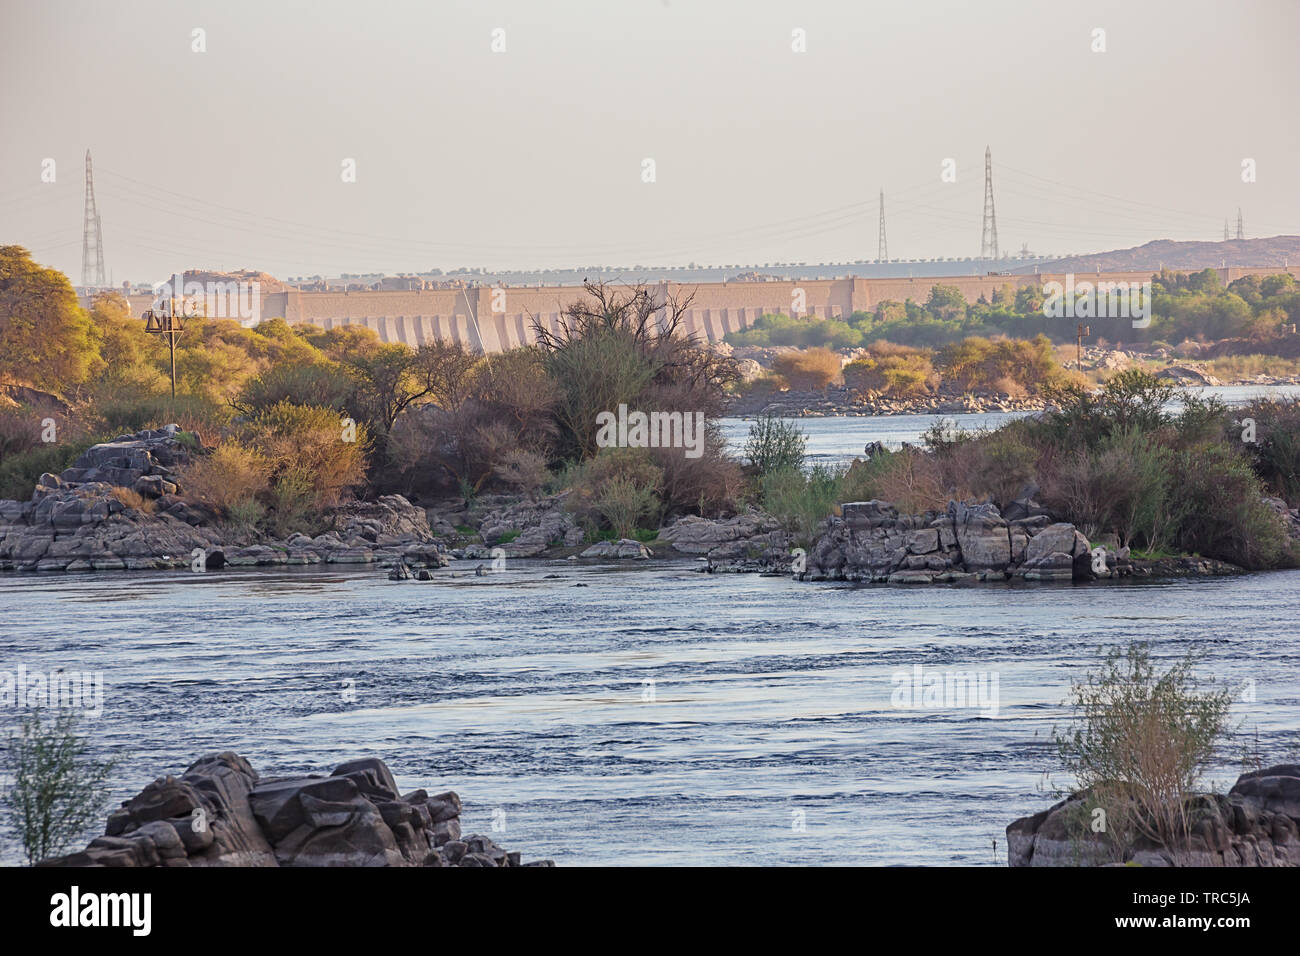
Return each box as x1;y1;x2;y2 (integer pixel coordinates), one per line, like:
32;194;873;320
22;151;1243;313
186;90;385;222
143;298;190;400
980;146;999;260
1076;323;1090;373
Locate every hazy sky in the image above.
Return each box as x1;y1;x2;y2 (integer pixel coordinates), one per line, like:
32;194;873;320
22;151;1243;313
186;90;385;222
2;0;1297;283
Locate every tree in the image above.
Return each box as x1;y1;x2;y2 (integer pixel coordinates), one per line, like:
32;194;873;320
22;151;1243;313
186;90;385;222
83;292;168;399
0;246;101;394
925;284;967;319
2;709;115;865
532;281;738;460
346;342;478;438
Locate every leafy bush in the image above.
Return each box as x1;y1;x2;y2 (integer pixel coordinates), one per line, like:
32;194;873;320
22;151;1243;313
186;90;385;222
1041;427;1181;550
1173;444;1289;569
743;414;806;477
244;401;368;510
936;335;1062;395
1054;643;1233;861
235;361;358;415
965;430;1039;510
1039;369;1178;448
842;345;937;397
1240;396;1300;505
266;467;316;537
565;448;664;535
534;282;737;461
2;709;116;865
761;464;844;546
0;438;97;502
591;475;660;539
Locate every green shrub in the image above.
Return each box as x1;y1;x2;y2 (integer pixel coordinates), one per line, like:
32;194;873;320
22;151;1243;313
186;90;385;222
1173;444;1289;569
761;464;844;546
1240;397;1300;505
235;361;358;414
2;709;116;865
842;346;937;398
565;448;664;535
245;401;368;510
1041;427;1182;551
267;467;316;537
592;475;660;539
1054;643;1234;861
0;438;97;501
743;414;806;477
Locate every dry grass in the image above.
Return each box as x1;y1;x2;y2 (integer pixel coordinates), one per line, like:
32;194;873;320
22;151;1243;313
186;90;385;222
178;441;271;512
772;348;842;390
108;486;154;513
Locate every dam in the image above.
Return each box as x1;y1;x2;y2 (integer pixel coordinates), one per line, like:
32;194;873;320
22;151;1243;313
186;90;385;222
95;267;1298;352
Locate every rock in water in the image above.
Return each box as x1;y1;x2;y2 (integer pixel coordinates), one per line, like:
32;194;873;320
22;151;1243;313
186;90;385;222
1006;764;1300;866
39;753;553;868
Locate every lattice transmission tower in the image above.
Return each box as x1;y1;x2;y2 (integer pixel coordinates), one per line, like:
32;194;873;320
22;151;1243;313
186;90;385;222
878;188;888;261
81;149;106;288
1236;208;1245;240
980;146;999;260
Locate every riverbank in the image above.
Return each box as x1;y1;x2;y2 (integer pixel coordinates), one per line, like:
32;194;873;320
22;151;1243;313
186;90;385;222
725;372;1300;419
6;425;1295;583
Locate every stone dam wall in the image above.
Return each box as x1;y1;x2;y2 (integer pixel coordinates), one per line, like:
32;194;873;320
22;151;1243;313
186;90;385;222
97;267;1298;352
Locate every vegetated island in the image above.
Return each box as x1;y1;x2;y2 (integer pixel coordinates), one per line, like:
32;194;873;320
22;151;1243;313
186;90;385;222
1;246;1298;582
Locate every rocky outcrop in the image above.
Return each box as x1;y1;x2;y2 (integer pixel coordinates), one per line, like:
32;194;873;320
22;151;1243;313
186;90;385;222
805;499;1108;584
1007;764;1300;867
659;510;780;555
0;427;448;573
39;752;552;868
579;538;652;559
476;494;584;557
657;509;791;571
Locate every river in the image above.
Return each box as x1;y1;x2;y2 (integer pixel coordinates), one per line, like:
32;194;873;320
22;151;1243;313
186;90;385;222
718;384;1300;468
2;561;1297;866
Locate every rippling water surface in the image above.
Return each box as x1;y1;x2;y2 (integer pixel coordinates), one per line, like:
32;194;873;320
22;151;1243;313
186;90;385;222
2;563;1297;866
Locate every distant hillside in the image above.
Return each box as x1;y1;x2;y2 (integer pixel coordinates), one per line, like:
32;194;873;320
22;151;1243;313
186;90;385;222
1020;236;1300;274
